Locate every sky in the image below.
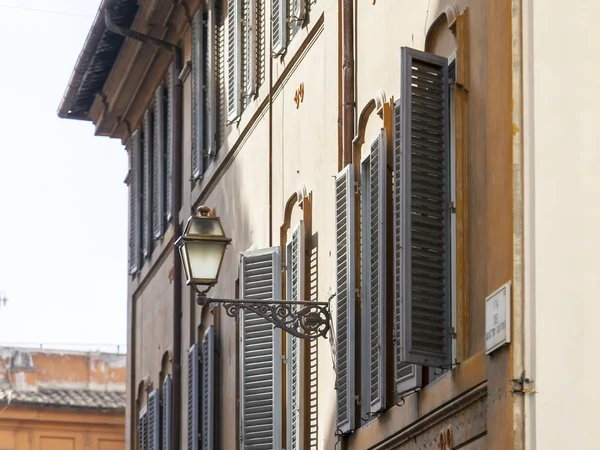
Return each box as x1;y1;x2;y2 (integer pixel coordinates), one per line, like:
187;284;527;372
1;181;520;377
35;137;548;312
0;0;127;353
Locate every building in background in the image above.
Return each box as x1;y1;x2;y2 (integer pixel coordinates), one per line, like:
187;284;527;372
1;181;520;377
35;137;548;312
57;0;600;449
0;347;126;450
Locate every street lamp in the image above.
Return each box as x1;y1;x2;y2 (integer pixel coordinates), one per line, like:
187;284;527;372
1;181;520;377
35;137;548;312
175;206;331;340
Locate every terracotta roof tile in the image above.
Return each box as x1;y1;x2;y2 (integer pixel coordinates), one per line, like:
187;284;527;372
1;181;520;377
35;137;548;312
0;388;125;410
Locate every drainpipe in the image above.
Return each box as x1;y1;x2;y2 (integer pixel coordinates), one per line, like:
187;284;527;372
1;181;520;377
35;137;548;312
103;9;183;448
342;0;355;166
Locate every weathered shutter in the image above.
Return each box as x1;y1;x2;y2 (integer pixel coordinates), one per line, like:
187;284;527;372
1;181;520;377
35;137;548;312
286;223;304;450
227;0;242;120
240;247;283;449
335;165;356;434
140;408;148;450
289;0;305;39
244;0;256;102
399;47;451;368
153;85;166;238
360;130;387;415
201;326;215;450
129;131;142;274
393;98;423;394
188;345;200;450
148;389;161;450
166;63;175;222
192;10;205;179
162;375;173;450
272;0;287;54
206;0;217;157
143;110;154;258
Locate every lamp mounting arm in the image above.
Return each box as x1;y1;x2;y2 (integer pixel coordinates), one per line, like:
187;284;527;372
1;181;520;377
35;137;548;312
194;289;332;340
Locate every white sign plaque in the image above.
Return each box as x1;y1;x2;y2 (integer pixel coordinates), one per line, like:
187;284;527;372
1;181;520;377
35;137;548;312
485;282;511;355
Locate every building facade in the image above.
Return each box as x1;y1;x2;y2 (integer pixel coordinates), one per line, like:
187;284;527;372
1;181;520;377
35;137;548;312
58;0;600;449
0;347;126;450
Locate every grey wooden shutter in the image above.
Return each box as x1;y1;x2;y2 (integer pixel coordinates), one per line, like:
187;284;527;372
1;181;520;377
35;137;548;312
227;0;242;120
286;222;304;450
335;165;356;434
153;85;166;239
201;326;215;450
272;0;287;54
140;407;148;450
162;375;173;450
166;63;175;222
360;130;387;415
143;110;154;258
192;10;205;180
207;0;217;157
240;247;283;449
148;389;161;450
289;0;304;39
399;47;451;368
188;345;200;450
393;98;422;394
244;0;256;102
129;131;142;274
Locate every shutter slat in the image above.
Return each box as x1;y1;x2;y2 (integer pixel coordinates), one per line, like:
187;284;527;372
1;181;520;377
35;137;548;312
148;390;161;450
139;408;148;450
166;63;175;222
227;0;242;120
142;111;154;259
192;11;205;179
393;97;423;394
188;345;199;450
272;0;287;54
153;85;166;238
240;248;283;449
162;375;173;450
129;131;142;274
201;327;215;450
335;165;356;434
207;0;217;158
399;47;451;369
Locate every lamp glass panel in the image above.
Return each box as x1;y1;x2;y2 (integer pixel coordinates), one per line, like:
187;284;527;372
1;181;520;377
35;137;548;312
186;241;226;282
179;246;191;283
187;217;223;237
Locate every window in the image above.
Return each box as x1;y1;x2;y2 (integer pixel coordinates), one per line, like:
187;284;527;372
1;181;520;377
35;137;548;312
139;407;149;450
129;130;142;274
153;84;167;240
239;247;283;449
162;375;173;450
334;46;456;433
187;345;200;450
148;389;161;450
142;109;153;259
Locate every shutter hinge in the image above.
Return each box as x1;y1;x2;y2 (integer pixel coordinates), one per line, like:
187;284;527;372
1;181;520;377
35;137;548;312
450;326;457;339
510;372;536;394
449;200;457;214
354;182;360;194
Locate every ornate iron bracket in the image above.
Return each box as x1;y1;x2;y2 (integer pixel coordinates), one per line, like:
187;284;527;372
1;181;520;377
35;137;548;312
195;289;331;340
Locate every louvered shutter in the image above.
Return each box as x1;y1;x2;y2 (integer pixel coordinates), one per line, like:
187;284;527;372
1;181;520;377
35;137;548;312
162;375;173;450
286;223;304;450
143;110;154;258
392;98;423;394
129;131;142;274
272;0;287;54
140;407;148;450
148;390;161;450
360;130;387;415
244;0;256;102
201;326;215;450
335;165;356;434
206;0;217;157
227;0;242;120
289;0;304;39
188;345;200;450
192;10;205;179
398;47;451;368
153;85;166;238
166;63;175;222
239;247;283;449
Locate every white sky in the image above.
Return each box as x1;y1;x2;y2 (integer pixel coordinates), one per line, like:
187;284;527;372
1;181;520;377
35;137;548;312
0;1;127;353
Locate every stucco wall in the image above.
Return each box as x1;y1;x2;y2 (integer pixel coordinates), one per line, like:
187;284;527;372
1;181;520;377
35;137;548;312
523;1;600;449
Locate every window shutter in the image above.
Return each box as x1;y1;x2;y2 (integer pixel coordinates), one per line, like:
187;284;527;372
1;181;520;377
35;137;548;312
335;165;356;434
240;247;283;449
206;0;217;157
399;47;451;368
153;85;166;239
289;0;305;39
148;390;161;450
392;98;423;394
286;222;304;450
244;0;257;102
166;63;175;222
227;0;242;120
360;130;387;415
143;111;154;258
140;408;148;450
162;375;173;450
201;326;215;450
188;345;200;450
192;10;205;180
129;131;142;274
272;0;287;54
